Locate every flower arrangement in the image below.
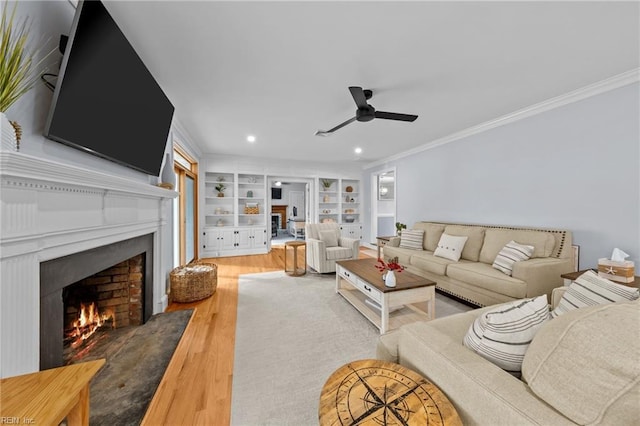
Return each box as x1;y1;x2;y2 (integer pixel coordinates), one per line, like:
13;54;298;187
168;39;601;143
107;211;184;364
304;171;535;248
395;222;407;235
321;179;332;190
215;183;226;196
375;257;404;273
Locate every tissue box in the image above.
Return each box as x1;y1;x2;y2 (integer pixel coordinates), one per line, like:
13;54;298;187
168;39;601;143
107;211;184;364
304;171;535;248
597;258;635;283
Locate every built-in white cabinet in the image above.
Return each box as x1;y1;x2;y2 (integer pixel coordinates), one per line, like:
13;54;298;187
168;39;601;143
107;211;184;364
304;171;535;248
316;177;361;226
340;223;363;240
202;171;268;257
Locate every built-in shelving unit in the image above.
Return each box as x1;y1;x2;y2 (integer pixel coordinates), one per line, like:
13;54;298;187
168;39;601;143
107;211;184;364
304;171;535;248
316;177;362;240
202;172;268;257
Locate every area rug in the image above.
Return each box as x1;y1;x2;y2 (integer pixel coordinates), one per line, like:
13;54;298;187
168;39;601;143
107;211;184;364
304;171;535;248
87;308;194;426
230;271;472;425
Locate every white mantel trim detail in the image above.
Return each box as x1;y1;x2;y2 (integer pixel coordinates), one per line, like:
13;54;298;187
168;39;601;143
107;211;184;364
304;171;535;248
364;68;640;170
0;152;177;378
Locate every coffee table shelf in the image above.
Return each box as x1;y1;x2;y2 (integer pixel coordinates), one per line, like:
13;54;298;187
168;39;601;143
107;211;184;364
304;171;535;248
336;258;436;334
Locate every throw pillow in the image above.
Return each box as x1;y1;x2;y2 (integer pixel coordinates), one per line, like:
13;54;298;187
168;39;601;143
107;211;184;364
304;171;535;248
433;233;468;261
318;230;338;247
492;240;535;276
551;270;639;318
463;295;550;377
399;229;424;250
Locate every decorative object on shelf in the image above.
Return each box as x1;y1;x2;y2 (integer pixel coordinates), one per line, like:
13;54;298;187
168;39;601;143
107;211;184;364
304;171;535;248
248;176;257;183
247;190;253;198
321;218;336;223
344;208;355;214
375;257;403;288
217;176;226;182
346;195;351;202
244;202;259;214
345;186;353;192
215;183;226;197
217;219;224;226
323;194;330;203
321;179;332;191
158;153;176;190
350;197;354;202
1;2;54;152
345;216;355;223
322;209;332;214
395;222;407;236
214;207;222;215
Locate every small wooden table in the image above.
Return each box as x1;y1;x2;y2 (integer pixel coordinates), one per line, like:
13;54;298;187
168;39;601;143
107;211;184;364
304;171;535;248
561;269;638;287
285;240;306;276
319;359;462;426
375;235;395;259
336;258;436;334
0;359;105;426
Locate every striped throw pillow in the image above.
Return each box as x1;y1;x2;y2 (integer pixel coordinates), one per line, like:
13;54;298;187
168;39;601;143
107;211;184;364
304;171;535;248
492;240;535;276
463;295;550;377
551;270;639;318
399;229;424;250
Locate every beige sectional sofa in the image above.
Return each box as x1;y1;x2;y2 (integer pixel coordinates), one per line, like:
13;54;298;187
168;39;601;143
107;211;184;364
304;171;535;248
383;221;574;307
376;288;640;425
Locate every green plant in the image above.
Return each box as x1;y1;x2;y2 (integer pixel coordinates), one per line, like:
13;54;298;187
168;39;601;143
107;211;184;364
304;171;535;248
1;2;53;112
321;179;332;189
395;222;407;234
215;183;226;193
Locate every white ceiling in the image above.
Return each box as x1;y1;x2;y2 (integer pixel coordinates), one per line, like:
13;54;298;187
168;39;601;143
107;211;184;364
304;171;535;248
104;1;639;164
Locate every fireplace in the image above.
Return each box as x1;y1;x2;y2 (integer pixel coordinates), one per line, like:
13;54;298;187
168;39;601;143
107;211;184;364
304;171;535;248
40;234;154;370
0;151;177;378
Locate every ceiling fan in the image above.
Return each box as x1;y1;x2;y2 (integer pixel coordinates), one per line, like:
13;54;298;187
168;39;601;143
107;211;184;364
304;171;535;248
315;86;418;136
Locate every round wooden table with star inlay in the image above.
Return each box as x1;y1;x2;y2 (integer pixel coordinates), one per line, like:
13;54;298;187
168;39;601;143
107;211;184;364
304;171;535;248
319;359;462;426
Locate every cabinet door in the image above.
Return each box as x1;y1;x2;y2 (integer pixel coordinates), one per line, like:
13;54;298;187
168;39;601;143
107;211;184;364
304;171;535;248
252;228;267;247
235;229;252;249
220;229;237;251
339;225;351;239
202;229;220;252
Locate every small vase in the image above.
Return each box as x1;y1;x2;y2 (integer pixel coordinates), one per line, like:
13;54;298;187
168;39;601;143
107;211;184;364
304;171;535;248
160;153;176;189
1;112;18;152
384;270;397;288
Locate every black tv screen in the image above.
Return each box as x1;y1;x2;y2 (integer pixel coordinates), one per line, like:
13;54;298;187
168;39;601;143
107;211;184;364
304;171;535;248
271;188;282;199
44;0;174;176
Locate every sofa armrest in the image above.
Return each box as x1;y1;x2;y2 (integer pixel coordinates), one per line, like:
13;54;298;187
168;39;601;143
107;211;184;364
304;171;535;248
306;238;326;267
388;236;401;247
376;330;400;363
551;286;568;308
512;258;573;300
339;237;360;259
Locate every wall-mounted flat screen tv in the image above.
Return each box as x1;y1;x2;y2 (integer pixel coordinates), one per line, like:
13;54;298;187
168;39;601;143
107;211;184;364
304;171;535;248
271;188;282;199
44;0;174;176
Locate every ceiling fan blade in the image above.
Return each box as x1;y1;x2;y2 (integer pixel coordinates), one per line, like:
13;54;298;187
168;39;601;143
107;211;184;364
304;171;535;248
348;86;369;109
375;111;418;122
315;116;357;136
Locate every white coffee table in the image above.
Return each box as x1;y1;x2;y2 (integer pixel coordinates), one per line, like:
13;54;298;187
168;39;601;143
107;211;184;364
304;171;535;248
335;258;436;334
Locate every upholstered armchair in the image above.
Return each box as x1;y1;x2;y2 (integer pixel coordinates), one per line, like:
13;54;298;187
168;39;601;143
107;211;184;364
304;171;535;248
305;223;359;273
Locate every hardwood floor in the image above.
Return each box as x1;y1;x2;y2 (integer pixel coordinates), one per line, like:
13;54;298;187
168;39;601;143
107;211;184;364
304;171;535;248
142;246;370;425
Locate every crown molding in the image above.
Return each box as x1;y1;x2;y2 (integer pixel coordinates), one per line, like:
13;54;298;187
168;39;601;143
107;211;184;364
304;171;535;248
363;68;640;170
172;116;204;158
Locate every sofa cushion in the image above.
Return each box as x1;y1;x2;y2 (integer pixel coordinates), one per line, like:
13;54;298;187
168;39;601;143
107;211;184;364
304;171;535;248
399;229;424;250
318;230;338;247
382;245;416;266
463;295;550;377
447;262;527;299
409;251;468;276
444;225;485;261
434;233;468;261
325;246;353;260
492;240;535;276
413;222;446;251
479;228;556;263
522;301;640;425
551;270;639;318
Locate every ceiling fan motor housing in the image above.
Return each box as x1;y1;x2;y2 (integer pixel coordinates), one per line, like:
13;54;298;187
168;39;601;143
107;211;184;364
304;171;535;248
356;106;375;122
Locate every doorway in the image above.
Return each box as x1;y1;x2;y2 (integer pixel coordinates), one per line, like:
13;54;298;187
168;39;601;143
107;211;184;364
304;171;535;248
370;168;396;243
268;176;312;245
173;147;199;266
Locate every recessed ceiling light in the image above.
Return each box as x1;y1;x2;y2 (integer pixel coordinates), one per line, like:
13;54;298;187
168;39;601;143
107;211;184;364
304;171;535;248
247;135;256;143
275;181;282;187
354;147;362;154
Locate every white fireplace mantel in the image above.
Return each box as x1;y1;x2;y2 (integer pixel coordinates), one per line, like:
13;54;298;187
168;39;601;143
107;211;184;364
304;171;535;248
0;152;177;378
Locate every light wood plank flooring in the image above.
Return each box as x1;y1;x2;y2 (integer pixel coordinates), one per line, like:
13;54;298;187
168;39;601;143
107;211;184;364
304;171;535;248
141;246;371;425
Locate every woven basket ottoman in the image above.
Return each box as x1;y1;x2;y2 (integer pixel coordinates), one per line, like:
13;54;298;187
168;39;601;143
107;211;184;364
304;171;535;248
170;260;217;303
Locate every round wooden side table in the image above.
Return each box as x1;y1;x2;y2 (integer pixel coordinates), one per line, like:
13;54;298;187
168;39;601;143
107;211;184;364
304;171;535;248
319;359;462;426
285;240;306;276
